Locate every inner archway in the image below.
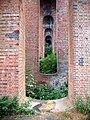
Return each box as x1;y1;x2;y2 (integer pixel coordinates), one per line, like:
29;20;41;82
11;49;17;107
43;15;54;28
0;0;90;105
45;36;52;57
25;0;68;100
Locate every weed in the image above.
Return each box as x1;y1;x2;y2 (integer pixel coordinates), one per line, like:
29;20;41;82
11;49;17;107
0;96;36;119
27;84;68;100
40;53;57;74
75;97;90;115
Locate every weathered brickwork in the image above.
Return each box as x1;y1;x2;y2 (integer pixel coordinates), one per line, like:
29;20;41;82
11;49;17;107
56;0;69;71
25;0;69;85
24;0;51;83
39;0;56;57
18;0;26;102
55;0;69;87
0;0;20;98
0;0;25;101
0;0;90;102
45;0;69;89
69;0;90;100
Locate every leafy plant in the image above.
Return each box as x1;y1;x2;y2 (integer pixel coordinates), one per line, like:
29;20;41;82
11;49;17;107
26;68;68;100
75;97;90;115
26;68;37;96
26;68;36;86
40;53;57;74
45;43;52;57
27;84;68;100
0;96;36;119
0;96;19;119
17;98;36;115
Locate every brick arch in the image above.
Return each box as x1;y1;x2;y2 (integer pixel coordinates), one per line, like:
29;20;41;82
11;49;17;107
45;28;53;37
0;0;90;104
43;15;54;25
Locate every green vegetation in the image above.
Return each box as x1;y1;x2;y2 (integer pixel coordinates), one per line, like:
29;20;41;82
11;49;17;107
26;68;36;86
40;53;57;74
75;97;90;115
27;84;68;100
45;43;52;56
0;96;18;119
0;96;36;119
26;68;68;100
26;68;36;97
18;98;36;116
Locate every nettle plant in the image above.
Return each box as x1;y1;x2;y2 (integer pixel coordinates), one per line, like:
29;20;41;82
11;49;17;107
26;68;68;100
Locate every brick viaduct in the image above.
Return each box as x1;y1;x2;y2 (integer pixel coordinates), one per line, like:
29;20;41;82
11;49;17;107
0;0;90;103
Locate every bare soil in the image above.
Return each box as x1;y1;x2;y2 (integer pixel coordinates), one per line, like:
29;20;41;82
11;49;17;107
3;109;90;120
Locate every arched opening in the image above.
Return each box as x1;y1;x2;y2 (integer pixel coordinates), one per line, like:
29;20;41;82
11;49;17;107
39;0;57;75
45;28;53;37
26;0;68;101
45;36;52;45
43;15;54;28
45;36;52;57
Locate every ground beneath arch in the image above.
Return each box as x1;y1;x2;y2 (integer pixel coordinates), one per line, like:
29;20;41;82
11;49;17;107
3;109;89;120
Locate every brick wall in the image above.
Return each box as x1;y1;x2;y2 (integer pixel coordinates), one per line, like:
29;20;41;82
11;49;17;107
0;0;90;102
25;0;50;83
18;0;26;102
56;0;69;87
25;0;39;72
0;0;20;98
39;0;56;57
25;0;69;84
0;0;25;101
69;0;90;100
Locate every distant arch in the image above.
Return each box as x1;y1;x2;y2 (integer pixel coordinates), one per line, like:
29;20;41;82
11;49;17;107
45;35;52;45
45;28;53;37
43;15;54;25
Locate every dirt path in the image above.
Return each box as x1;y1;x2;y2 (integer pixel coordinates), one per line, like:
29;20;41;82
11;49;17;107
3;110;89;120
